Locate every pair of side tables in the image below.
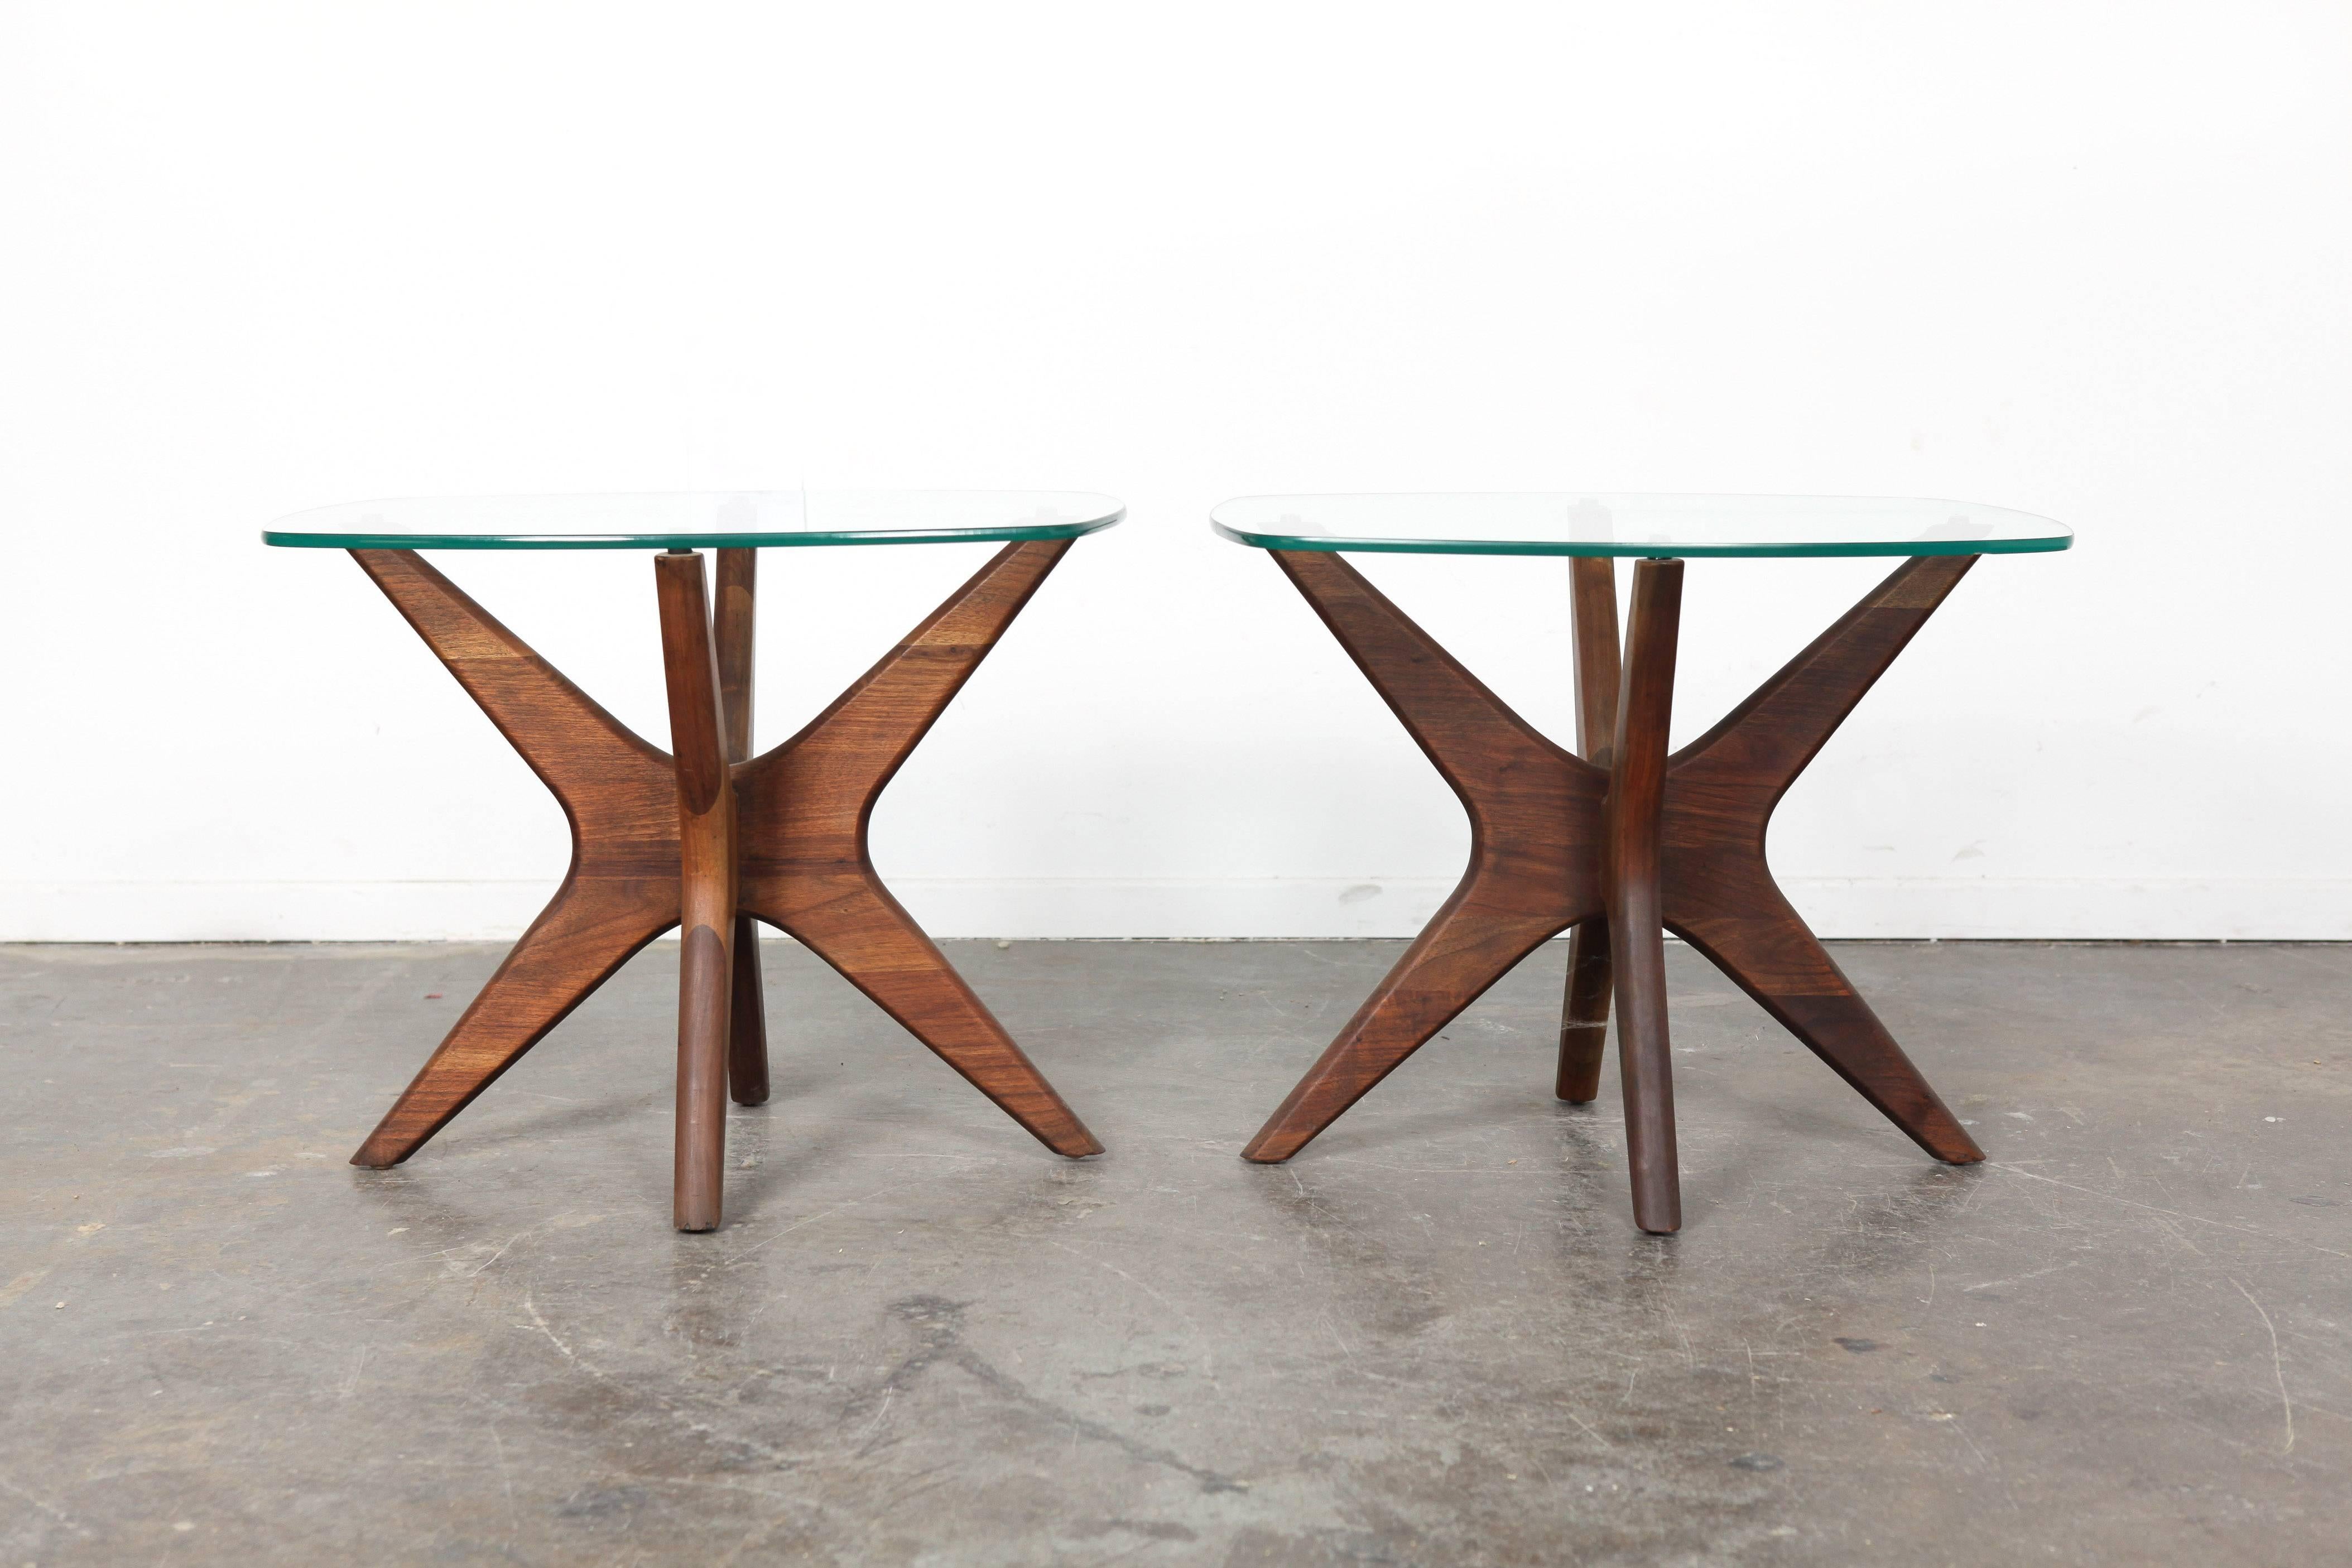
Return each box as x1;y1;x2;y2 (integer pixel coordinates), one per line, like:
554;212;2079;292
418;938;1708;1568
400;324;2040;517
264;492;2072;1234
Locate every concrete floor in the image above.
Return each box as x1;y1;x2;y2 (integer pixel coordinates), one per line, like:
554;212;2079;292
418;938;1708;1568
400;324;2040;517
2;939;2348;1565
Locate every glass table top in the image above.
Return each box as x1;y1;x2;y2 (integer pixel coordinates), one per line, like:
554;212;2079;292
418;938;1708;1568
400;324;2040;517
264;490;1125;550
1211;494;2071;558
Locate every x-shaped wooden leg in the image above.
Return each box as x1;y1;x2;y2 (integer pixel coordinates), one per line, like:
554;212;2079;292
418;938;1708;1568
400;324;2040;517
1242;550;1985;1232
346;541;1098;1230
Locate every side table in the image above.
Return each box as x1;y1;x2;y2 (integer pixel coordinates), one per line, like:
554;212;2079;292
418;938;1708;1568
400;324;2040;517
1212;494;2071;1233
266;490;1122;1230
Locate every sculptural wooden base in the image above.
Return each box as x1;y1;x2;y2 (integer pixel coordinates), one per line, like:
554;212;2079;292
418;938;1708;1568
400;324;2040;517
347;540;1100;1231
1242;550;1986;1234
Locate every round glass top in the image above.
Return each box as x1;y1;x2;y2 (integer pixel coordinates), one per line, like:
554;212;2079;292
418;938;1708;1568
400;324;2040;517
263;490;1126;550
1211;494;2071;558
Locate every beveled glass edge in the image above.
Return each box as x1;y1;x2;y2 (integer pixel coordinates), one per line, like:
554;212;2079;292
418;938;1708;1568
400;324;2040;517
264;512;1122;550
1209;519;2071;557
267;503;1129;552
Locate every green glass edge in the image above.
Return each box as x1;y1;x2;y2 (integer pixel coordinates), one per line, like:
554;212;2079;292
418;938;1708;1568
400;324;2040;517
1210;521;2071;558
262;513;1123;550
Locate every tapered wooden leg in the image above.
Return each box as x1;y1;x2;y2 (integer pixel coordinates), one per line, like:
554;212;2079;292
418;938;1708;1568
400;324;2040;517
714;548;771;1107
1242;550;1608;1161
780;874;1101;1155
1610;559;1683;1234
353;878;674;1166
657;551;737;1232
345;550;680;1167
1557;924;1613;1102
1671;871;1980;1162
735;540;1101;1158
728;913;769;1104
1243;889;1575;1162
1558;556;1623;1102
1664;554;1984;1162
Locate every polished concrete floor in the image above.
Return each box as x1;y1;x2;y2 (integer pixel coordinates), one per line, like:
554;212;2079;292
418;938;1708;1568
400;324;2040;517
2;939;2347;1566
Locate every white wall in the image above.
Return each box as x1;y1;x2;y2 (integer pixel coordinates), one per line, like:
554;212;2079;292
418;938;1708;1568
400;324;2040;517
3;1;2348;943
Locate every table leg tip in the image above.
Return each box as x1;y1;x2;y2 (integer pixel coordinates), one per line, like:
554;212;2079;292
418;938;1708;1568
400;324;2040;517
1921;1121;1987;1163
1632;1198;1683;1234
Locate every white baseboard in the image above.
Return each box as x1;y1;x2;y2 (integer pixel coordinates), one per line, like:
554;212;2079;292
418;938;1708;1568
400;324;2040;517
3;877;2349;943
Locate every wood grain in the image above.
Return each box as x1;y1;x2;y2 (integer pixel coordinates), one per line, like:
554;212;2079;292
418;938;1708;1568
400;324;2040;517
657;551;738;1232
714;549;758;764
1662;554;1983;1163
1557;556;1623;1103
343;536;1103;1228
737;539;1100;1157
1240;550;1609;1162
1608;559;1684;1234
1243;546;1993;1228
346;549;679;1169
713;547;771;1108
